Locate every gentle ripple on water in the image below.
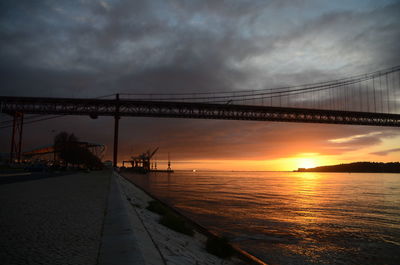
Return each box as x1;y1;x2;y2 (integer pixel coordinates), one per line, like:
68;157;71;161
122;170;400;265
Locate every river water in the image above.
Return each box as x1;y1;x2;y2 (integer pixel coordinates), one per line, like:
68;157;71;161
122;171;400;265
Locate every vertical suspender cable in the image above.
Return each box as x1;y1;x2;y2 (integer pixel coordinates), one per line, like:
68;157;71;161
373;75;376;112
348;83;351;111
343;84;345;111
366;77;370;112
358;80;362;112
350;83;354;111
347;84;350;111
394;71;397;113
270;89;272;106
397;70;400;113
345;84;348;111
386;73;390;113
379;73;383;113
332;84;337;109
346;84;349;111
283;92;286;107
313;89;315;109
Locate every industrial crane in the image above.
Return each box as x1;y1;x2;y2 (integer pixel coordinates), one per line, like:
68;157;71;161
122;147;159;173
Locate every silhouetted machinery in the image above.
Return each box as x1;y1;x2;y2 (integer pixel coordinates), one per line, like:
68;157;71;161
122;147;173;174
122;147;158;172
123;147;174;173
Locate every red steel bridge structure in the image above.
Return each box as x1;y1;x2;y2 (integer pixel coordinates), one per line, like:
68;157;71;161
1;65;399;166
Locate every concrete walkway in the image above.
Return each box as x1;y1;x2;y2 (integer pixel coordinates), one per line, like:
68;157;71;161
0;169;167;265
0;170;110;265
98;172;146;265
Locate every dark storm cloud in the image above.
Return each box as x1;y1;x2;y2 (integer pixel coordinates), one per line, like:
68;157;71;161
1;0;400;161
1;0;400;96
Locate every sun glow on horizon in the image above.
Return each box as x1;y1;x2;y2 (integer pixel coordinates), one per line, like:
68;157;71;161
297;158;317;169
115;156;335;171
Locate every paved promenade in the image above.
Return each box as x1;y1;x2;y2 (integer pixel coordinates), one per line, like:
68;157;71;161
0;170;111;265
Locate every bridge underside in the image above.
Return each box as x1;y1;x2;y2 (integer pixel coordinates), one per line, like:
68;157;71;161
1;96;400;127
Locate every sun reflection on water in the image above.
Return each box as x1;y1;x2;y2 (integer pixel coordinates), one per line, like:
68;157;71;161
124;170;400;265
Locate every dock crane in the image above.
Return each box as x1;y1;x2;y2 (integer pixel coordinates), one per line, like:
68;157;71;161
122;147;159;172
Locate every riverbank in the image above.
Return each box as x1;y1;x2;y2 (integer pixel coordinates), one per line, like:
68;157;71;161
0;169;266;264
296;161;400;173
121;170;400;265
116;171;267;265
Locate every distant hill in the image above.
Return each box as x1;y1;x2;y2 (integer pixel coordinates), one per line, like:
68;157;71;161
296;162;400;173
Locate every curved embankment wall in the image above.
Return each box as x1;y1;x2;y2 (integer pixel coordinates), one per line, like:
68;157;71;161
117;171;268;265
98;171;164;265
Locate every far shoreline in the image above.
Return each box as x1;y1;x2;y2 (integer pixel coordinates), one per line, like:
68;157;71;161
295;161;400;173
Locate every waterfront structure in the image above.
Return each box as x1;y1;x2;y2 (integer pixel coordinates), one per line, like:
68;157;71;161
1;65;399;166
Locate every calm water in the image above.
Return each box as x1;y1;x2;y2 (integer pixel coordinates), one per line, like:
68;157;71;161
123;171;400;265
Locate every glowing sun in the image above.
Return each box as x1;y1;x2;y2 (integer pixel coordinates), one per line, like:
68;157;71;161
298;158;317;169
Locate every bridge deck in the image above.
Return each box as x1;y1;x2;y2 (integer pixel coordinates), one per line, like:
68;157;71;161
1;96;400;127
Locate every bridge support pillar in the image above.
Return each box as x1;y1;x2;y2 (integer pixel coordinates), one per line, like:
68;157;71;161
9;112;24;164
113;94;120;167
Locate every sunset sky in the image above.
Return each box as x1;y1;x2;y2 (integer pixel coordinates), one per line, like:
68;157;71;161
1;0;399;171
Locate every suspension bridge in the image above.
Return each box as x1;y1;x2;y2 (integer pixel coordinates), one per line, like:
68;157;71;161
1;65;399;166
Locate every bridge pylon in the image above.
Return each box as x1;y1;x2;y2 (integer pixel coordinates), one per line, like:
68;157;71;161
9;111;24;163
113;93;120;167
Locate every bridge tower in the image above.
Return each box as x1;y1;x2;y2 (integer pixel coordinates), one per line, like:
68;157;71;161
9;112;24;163
113;93;120;167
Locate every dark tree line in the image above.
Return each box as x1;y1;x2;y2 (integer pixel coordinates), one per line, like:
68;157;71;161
297;162;400;173
54;132;103;169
